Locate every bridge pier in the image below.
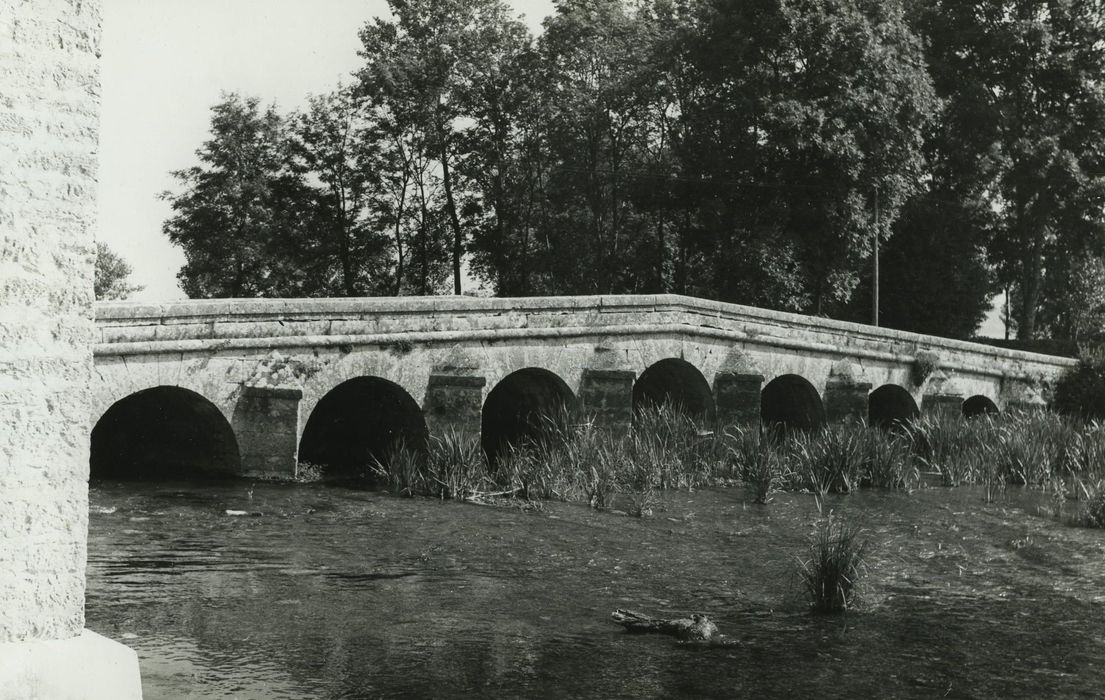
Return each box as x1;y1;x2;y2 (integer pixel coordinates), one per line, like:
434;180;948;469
579;369;636;434
714;372;764;428
234;386;302;476
424;373;486;438
824;378;873;423
923;393;964;420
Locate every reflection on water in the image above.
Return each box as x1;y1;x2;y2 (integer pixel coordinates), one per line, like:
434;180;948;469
86;482;1105;699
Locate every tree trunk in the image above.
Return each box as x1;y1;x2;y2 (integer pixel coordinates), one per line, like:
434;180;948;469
338;213;356;297
393;184;407;297
1019;244;1044;340
416;175;430;296
441;143;464;296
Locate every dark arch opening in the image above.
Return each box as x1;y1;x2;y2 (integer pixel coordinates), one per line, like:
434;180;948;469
90;386;240;480
482;368;577;462
298;377;428;478
761;374;825;433
868;384;920;429
963;395;1000;418
632;358;716;423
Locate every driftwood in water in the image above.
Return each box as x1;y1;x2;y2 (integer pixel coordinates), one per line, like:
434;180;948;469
610;609;724;643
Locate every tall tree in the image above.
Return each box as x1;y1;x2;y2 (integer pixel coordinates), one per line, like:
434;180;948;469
162;93;320;298
357;0;530;295
290;87;395;296
916;0;1105;339
677;0;937;314
848;194;994;337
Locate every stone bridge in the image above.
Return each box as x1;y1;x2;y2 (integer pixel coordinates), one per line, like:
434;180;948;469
90;294;1075;479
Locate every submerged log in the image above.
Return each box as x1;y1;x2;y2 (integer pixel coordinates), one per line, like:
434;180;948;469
610;609;726;643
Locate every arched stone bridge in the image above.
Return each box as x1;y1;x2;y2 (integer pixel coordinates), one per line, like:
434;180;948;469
90;295;1075;478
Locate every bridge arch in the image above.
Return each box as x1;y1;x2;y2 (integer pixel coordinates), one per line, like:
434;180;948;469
963;395;1000;418
90;386;240;479
482;368;577;461
761;374;825;432
868;384;919;429
299;376;428;477
632;358;716;423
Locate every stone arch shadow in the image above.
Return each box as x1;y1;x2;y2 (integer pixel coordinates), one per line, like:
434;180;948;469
298;376;428;478
868;384;920;429
90;385;241;480
632;358;716;423
761;374;825;433
963;395;1000;418
482;367;578;462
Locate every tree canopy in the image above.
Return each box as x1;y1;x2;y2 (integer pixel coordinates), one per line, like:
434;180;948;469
159;0;1105;342
94;241;143;301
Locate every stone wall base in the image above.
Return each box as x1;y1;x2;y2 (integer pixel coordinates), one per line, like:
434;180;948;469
0;629;142;699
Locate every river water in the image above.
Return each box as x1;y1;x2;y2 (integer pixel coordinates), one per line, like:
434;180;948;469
86;482;1105;699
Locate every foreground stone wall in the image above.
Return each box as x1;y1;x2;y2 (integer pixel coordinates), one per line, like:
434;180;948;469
0;0;101;642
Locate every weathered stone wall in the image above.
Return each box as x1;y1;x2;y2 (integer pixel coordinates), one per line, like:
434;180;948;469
90;295;1077;478
0;0;102;642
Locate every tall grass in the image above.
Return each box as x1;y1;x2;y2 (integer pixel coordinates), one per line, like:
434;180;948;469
787;422;867;496
905;414;984;486
728;426;787;503
369;438;426;497
425;430;486;500
798;510;869;614
862;428;919;490
350;401;1105;527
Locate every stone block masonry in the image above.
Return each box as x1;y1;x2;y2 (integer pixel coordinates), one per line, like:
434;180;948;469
0;0;102;645
0;0;140;695
234;386;302;476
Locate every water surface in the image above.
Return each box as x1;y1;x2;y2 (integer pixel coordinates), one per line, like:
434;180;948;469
87;482;1105;698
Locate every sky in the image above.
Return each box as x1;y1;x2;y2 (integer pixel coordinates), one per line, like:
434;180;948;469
96;0;553;301
96;0;1006;336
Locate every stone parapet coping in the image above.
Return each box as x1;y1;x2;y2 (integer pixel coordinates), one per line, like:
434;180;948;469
94;294;1077;374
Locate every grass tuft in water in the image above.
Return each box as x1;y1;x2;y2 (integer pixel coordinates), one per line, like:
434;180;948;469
798;510;869;614
862;429;919;490
728;426;787;503
1078;490;1105;528
370;438;426;497
425;430;487;500
788;422;867;496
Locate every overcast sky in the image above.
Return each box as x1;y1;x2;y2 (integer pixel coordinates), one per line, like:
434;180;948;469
96;0;553;301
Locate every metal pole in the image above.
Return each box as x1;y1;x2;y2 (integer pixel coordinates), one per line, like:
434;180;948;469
872;187;879;327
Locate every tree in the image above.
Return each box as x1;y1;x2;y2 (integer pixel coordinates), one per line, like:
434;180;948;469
356;0;530;295
849;194;994;338
289;87;395;296
94;241;143;300
675;0;937;314
162;93;312;297
915;0;1105;339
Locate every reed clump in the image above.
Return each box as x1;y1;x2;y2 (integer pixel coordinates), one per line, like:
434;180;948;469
727;426;787;503
798;511;869;614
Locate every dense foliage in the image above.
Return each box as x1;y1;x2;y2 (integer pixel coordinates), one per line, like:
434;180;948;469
1055;352;1105;421
161;0;1105;342
94;241;142;300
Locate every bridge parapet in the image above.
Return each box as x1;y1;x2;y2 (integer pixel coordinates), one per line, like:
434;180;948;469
91;295;1077;479
95;294;1074;384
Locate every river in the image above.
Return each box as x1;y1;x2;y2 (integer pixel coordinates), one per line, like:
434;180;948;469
86;481;1105;699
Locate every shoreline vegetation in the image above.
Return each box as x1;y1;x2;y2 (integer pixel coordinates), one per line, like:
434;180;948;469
295;404;1105;529
291;402;1105;613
